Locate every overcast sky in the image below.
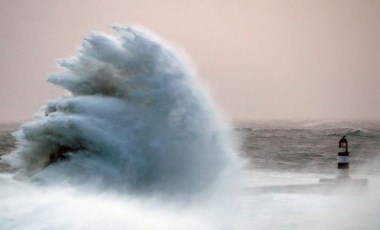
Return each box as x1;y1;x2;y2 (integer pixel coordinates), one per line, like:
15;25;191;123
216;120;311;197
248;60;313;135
1;0;379;122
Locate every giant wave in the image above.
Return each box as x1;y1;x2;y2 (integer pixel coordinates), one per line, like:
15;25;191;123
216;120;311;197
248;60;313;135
2;25;239;197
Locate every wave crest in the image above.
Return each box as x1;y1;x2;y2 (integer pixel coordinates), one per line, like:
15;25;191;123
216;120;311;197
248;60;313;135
2;25;237;196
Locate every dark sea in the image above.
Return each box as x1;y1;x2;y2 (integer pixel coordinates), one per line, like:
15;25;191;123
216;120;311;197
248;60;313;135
1;120;380;230
0;122;19;172
3;120;379;174
237;120;380;175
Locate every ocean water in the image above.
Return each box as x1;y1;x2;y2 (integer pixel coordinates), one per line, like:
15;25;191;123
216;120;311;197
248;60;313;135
1;120;380;229
0;25;242;229
0;25;379;229
0;122;18;172
238;120;380;175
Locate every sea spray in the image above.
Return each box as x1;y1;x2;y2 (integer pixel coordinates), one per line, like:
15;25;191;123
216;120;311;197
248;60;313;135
2;25;241;197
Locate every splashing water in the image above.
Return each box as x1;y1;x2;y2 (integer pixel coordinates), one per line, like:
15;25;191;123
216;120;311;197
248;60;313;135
6;25;378;230
1;25;240;197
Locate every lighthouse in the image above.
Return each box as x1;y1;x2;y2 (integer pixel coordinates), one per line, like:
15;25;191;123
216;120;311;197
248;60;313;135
337;136;350;178
316;135;369;193
251;135;369;194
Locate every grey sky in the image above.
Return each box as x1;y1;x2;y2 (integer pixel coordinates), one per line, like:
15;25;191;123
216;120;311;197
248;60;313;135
1;0;379;122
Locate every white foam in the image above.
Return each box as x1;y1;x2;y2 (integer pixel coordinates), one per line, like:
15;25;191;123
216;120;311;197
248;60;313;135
1;25;241;198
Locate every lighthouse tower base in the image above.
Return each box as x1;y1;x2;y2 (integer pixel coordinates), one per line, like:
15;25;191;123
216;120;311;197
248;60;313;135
246;177;368;195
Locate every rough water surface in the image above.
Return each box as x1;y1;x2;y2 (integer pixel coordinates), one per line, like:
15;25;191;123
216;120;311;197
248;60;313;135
1;25;239;197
